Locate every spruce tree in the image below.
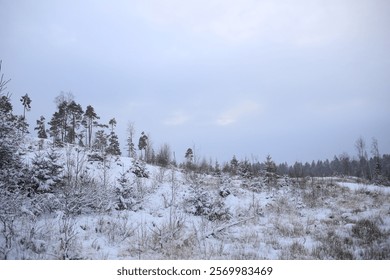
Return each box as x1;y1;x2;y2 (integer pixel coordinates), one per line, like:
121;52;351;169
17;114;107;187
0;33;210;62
48;111;62;146
264;155;277;185
31;147;63;192
230;155;239;175
0;62;35;230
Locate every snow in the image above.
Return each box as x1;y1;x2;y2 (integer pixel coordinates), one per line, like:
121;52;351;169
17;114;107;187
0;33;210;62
338;181;390;194
1;137;390;260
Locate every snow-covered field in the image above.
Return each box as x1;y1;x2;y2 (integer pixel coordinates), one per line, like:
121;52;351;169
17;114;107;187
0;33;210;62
1;139;390;260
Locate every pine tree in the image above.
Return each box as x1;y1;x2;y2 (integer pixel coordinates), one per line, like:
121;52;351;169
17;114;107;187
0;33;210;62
49;93;84;145
93;130;108;154
82;105;100;148
106;132;121;156
35;116;48;139
0;63;23;172
185;148;194;163
138;131;148;160
108;118;117;133
48;111;62;146
1;62;35;225
20;93;31;120
66;100;83;144
0;93;20;170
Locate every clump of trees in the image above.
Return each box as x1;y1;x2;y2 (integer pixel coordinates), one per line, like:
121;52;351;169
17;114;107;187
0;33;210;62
275;137;389;185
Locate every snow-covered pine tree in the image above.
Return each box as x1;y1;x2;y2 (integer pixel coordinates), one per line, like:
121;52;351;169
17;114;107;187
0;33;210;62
115;168;135;210
35;116;48;139
106;132;121;156
0;62;32;194
131;158;149;178
0;62;35;258
238;159;252;178
31;148;63;193
264;155;277;186
230;155;239;175
93;130;108;154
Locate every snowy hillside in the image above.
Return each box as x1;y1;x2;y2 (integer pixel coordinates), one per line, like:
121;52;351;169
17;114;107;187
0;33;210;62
1;137;389;260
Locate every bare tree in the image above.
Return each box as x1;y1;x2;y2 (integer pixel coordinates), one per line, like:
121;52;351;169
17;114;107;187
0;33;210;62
0;60;11;95
156;143;172;167
355;137;371;180
355;137;367;160
371;137;380;159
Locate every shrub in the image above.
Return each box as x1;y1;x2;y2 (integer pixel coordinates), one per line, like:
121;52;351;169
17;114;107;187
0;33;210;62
351;219;383;244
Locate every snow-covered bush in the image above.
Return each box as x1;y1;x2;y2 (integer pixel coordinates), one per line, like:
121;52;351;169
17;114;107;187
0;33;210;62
149;213;193;259
351;219;384;245
115;169;137;211
57;214;81;259
219;187;231;198
131;159;149;178
95;214;136;245
185;187;231;221
31;148;63;193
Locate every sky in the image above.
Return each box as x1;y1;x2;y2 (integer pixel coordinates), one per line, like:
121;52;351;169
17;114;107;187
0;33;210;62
1;0;389;164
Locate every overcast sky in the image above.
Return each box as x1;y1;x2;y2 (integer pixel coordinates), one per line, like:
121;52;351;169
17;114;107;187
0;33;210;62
1;0;389;164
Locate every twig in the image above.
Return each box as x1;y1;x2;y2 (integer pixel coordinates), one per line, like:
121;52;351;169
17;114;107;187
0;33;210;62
204;216;256;239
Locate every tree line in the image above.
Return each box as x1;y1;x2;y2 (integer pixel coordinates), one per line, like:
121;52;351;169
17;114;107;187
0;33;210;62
181;140;390;186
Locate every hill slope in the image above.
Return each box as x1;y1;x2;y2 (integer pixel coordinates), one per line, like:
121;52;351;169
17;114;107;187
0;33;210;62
1;137;390;260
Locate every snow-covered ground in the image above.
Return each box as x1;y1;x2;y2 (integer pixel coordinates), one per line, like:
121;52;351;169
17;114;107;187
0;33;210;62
1;138;390;260
338;181;390;195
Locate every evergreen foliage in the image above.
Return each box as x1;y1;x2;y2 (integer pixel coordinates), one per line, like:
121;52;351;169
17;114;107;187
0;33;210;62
20;93;31;120
93;130;108;154
106;132;121;156
82;105;100;148
31;148;63;192
138;131;148;160
34;116;48;139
